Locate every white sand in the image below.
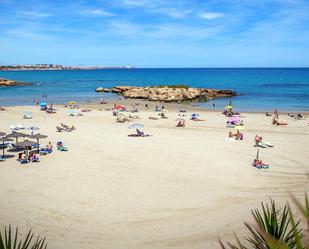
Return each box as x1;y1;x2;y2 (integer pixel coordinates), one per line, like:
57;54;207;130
0;104;308;249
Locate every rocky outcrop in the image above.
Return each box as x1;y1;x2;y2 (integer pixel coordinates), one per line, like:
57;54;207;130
0;78;31;87
95;87;111;92
96;85;237;102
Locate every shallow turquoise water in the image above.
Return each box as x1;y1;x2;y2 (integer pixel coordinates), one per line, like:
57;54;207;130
0;68;308;111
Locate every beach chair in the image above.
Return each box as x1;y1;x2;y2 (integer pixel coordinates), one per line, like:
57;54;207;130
16;124;25;129
23;111;32;119
46;108;56;114
56;126;64;132
40;102;47;111
11;143;23;151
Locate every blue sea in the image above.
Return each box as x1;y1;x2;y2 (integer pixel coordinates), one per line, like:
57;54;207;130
0;68;309;112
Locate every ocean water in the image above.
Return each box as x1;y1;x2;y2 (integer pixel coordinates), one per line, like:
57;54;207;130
0;68;309;112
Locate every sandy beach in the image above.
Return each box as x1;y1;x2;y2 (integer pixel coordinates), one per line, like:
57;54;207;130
0;102;308;249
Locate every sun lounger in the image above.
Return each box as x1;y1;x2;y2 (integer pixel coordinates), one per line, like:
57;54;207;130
46;108;56;114
258;141;274;148
19;159;29;164
11;144;24;151
23;111;32;119
56;126;64;132
128;134;151;137
16;124;25;129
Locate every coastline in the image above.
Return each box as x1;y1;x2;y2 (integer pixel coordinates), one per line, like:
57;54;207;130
2;99;309;115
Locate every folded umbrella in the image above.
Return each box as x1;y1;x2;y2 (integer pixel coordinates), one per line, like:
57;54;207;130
128;123;144;129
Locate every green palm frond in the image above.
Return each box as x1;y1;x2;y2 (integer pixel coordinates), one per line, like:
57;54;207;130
0;225;47;249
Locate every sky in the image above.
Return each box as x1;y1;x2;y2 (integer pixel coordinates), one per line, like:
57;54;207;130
0;0;309;67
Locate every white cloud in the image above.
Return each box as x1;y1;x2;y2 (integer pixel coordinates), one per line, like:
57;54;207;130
164;9;191;19
120;0;191;19
90;9;114;16
17;11;52;18
79;8;114;17
105;20;223;40
199;12;223;20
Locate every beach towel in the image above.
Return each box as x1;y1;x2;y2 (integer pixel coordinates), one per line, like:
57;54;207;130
57;146;68;151
253;163;269;169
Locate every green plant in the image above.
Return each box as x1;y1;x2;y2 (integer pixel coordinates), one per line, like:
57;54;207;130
219;194;308;249
0;225;47;249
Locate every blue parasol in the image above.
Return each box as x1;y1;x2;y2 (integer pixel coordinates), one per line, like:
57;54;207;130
128;124;144;129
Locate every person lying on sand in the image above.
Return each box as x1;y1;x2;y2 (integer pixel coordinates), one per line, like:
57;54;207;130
18;151;28;164
128;129;151;137
149;116;159;120
0;106;5;111
235;130;244;140
136;129;145;137
177;120;185;127
30;152;40;162
57;141;68;151
60;123;76;132
47;142;53;152
254;135;273;148
252;158;269;169
272;118;287;125
160;113;168;119
255;135;262;146
129;114;139;119
228;131;235;138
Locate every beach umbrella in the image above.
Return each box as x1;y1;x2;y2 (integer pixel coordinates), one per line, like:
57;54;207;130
28;133;48;151
128;123;144;129
225;105;233;109
161;109;168;113
234;125;244;130
115;105;125;110
7;132;29;143
192;113;199;116
0;136;13;157
15;140;37;156
68;101;76;105
40;102;47;107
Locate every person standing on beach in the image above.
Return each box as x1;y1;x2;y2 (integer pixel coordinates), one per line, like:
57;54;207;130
212;102;215;109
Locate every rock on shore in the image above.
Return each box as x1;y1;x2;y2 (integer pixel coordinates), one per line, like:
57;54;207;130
96;85;237;102
0;78;31;87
